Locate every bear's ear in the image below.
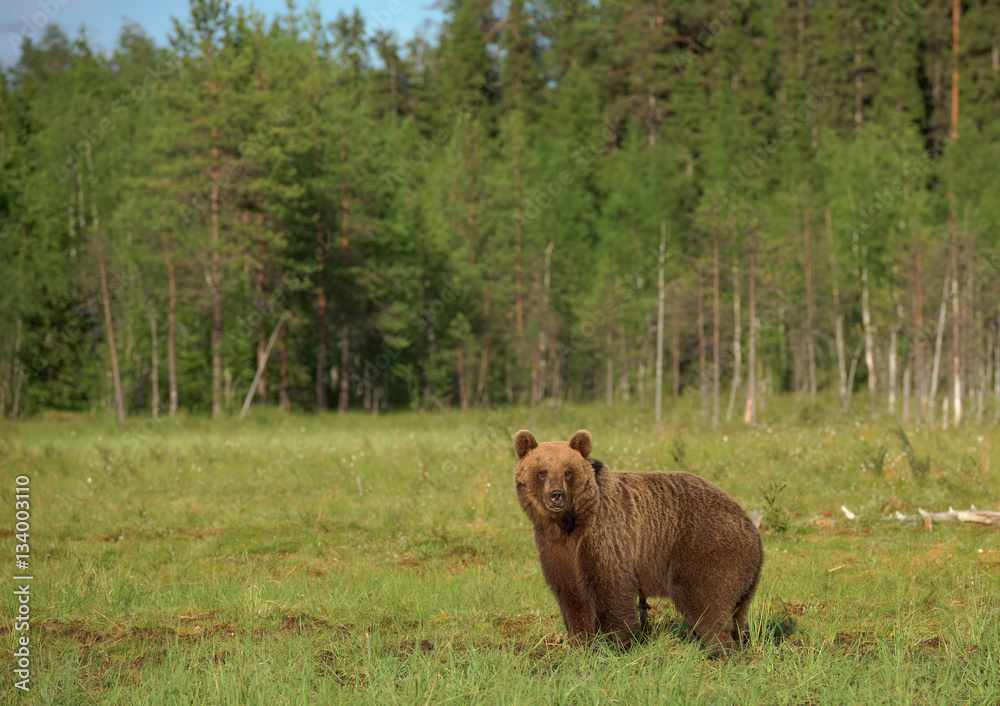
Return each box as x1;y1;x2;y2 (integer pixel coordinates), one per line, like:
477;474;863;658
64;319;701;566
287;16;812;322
514;430;538;460
568;430;592;459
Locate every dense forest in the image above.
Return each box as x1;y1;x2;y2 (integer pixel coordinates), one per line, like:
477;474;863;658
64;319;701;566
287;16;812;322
1;0;999;424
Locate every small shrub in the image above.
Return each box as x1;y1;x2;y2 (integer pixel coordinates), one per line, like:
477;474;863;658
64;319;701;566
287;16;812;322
759;479;791;533
670;437;687;470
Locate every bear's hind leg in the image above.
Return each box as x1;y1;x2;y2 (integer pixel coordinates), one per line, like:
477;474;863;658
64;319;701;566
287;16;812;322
671;589;739;657
733;596;752;647
689;609;738;657
595;596;641;649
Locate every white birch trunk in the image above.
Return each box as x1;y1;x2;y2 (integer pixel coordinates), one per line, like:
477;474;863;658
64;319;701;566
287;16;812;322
861;253;877;419
727;261;742;422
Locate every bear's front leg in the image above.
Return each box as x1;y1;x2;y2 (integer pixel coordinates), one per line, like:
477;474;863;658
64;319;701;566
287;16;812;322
594;592;641;648
581;546;640;648
554;585;596;644
536;535;596;643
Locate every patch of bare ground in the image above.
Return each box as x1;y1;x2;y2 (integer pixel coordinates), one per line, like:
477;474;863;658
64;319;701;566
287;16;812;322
32;612;359;645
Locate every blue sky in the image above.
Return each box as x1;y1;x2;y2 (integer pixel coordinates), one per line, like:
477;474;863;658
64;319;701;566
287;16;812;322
1;0;443;69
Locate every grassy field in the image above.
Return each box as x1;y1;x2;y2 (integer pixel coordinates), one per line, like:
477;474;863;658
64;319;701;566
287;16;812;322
2;400;999;704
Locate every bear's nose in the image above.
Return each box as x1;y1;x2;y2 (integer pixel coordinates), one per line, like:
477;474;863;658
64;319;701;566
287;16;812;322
549;489;564;506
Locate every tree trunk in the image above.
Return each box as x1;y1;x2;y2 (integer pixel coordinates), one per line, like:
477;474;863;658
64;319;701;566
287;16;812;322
655;222;666;421
889;284;904;416
977;330;990;423
316;216;327;410
913;234;925;423
726;260;742;422
803;199;816;399
422;276;438;408
845;340;863;414
860;251;877;420
458;345;470;410
207;76;223;419
549;342;560;406
77;170;86;252
313;51;328;412
672;287;680;398
530;335;540;407
950;0;961;142
712;212;721;427
697;273;708;420
279;324;290;412
828;206;847;408
949;0;962;426
903;361;912;423
606;307;614;407
929;264;950;425
744;231;757;424
162;235;178;417
476;347;490;406
338;126;351;414
68;183;77;261
889;328;898;415
11;357;22;427
964;228;974;405
256;233;267;402
239;315;285;418
514;155;523;338
533;239;554;407
618;322;630;402
854;20;863;132
950;224;962;425
150;309;159;418
97;254;125;426
83;149;125;427
363;369;372;412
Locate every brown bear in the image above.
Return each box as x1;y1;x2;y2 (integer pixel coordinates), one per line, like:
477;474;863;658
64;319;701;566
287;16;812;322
513;429;763;655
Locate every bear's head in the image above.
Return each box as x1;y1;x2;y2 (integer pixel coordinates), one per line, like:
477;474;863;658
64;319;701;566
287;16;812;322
513;429;600;533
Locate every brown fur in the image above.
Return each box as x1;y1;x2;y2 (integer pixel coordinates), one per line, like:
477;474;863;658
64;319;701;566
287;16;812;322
513;429;763;655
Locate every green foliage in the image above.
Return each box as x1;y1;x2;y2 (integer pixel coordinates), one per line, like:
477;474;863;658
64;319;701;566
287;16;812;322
1;0;999;423
758;479;791;533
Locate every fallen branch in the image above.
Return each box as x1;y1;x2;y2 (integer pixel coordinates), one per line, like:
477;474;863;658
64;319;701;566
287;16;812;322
889;506;1000;526
838;504;1000;526
239;313;286;419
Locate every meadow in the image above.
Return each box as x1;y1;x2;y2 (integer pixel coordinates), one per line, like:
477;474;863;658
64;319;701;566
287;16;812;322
2;400;999;705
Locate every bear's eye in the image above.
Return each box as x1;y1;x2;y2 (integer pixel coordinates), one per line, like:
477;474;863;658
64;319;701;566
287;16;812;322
537;470;547;480
565;469;573;480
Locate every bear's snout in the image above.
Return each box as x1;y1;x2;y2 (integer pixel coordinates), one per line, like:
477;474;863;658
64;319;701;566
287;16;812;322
549;489;565;509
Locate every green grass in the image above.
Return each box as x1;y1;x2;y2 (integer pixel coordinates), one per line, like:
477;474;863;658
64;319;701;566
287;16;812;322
2;401;999;704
